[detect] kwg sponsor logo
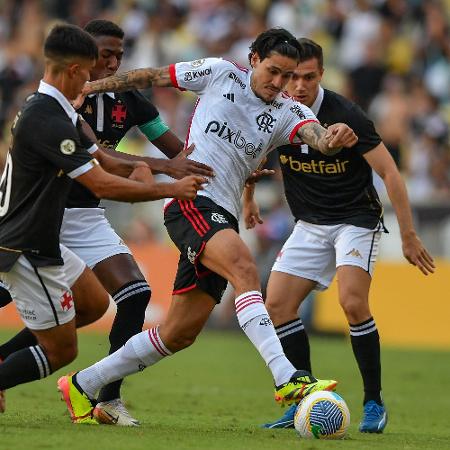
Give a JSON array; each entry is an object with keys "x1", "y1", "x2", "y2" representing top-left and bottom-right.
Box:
[
  {"x1": 290, "y1": 105, "x2": 306, "y2": 120},
  {"x1": 184, "y1": 67, "x2": 212, "y2": 82},
  {"x1": 228, "y1": 72, "x2": 246, "y2": 89},
  {"x1": 205, "y1": 121, "x2": 263, "y2": 159}
]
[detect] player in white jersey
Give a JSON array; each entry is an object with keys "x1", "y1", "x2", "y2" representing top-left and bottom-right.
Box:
[{"x1": 58, "y1": 28, "x2": 358, "y2": 425}]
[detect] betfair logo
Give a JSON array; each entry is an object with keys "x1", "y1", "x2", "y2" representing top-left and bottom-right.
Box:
[
  {"x1": 346, "y1": 248, "x2": 362, "y2": 258},
  {"x1": 280, "y1": 155, "x2": 349, "y2": 174}
]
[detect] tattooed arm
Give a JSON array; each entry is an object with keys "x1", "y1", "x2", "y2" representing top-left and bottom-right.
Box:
[
  {"x1": 296, "y1": 122, "x2": 357, "y2": 156},
  {"x1": 82, "y1": 66, "x2": 172, "y2": 95}
]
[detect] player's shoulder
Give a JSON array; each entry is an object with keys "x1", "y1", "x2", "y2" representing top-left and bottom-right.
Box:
[
  {"x1": 199, "y1": 57, "x2": 249, "y2": 77},
  {"x1": 322, "y1": 89, "x2": 363, "y2": 115},
  {"x1": 16, "y1": 92, "x2": 69, "y2": 131}
]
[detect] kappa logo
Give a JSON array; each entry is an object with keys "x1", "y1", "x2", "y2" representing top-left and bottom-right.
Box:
[
  {"x1": 346, "y1": 248, "x2": 363, "y2": 258},
  {"x1": 211, "y1": 212, "x2": 228, "y2": 224},
  {"x1": 138, "y1": 364, "x2": 146, "y2": 371},
  {"x1": 256, "y1": 112, "x2": 276, "y2": 134},
  {"x1": 187, "y1": 246, "x2": 197, "y2": 264},
  {"x1": 223, "y1": 93, "x2": 235, "y2": 103},
  {"x1": 60, "y1": 139, "x2": 76, "y2": 155},
  {"x1": 184, "y1": 67, "x2": 212, "y2": 81},
  {"x1": 84, "y1": 104, "x2": 93, "y2": 115}
]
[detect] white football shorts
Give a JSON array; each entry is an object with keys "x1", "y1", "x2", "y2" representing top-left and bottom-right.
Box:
[
  {"x1": 0, "y1": 245, "x2": 85, "y2": 330},
  {"x1": 272, "y1": 219, "x2": 383, "y2": 291},
  {"x1": 60, "y1": 208, "x2": 131, "y2": 269}
]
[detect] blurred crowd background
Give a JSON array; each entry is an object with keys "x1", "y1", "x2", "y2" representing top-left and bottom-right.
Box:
[{"x1": 0, "y1": 0, "x2": 449, "y2": 331}]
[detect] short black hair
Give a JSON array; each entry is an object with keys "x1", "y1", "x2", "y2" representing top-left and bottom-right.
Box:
[
  {"x1": 84, "y1": 19, "x2": 124, "y2": 39},
  {"x1": 248, "y1": 28, "x2": 301, "y2": 64},
  {"x1": 44, "y1": 24, "x2": 98, "y2": 61},
  {"x1": 296, "y1": 38, "x2": 324, "y2": 68}
]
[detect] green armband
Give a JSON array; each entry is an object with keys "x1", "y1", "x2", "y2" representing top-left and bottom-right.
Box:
[{"x1": 138, "y1": 115, "x2": 170, "y2": 141}]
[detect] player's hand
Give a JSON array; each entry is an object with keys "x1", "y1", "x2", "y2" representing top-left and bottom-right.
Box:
[
  {"x1": 129, "y1": 163, "x2": 153, "y2": 183},
  {"x1": 325, "y1": 123, "x2": 358, "y2": 149},
  {"x1": 245, "y1": 169, "x2": 275, "y2": 186},
  {"x1": 402, "y1": 232, "x2": 435, "y2": 275},
  {"x1": 168, "y1": 144, "x2": 215, "y2": 179},
  {"x1": 243, "y1": 199, "x2": 263, "y2": 229},
  {"x1": 81, "y1": 81, "x2": 95, "y2": 96},
  {"x1": 72, "y1": 92, "x2": 87, "y2": 110},
  {"x1": 172, "y1": 175, "x2": 208, "y2": 200}
]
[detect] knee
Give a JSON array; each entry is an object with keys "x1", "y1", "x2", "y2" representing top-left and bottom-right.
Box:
[
  {"x1": 161, "y1": 329, "x2": 197, "y2": 353},
  {"x1": 265, "y1": 299, "x2": 296, "y2": 326},
  {"x1": 89, "y1": 292, "x2": 110, "y2": 323},
  {"x1": 42, "y1": 341, "x2": 78, "y2": 371},
  {"x1": 231, "y1": 259, "x2": 260, "y2": 291},
  {"x1": 339, "y1": 294, "x2": 370, "y2": 324}
]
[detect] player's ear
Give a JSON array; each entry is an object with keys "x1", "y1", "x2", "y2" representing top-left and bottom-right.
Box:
[
  {"x1": 67, "y1": 62, "x2": 80, "y2": 78},
  {"x1": 250, "y1": 52, "x2": 260, "y2": 69}
]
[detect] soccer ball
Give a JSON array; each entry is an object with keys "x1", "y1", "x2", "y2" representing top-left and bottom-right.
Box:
[{"x1": 294, "y1": 391, "x2": 350, "y2": 439}]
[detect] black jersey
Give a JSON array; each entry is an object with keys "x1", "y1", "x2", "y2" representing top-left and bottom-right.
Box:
[
  {"x1": 277, "y1": 88, "x2": 383, "y2": 229},
  {"x1": 0, "y1": 83, "x2": 96, "y2": 271},
  {"x1": 66, "y1": 90, "x2": 160, "y2": 208}
]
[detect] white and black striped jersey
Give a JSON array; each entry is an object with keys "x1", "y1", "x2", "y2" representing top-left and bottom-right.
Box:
[
  {"x1": 168, "y1": 57, "x2": 318, "y2": 219},
  {"x1": 0, "y1": 81, "x2": 97, "y2": 271},
  {"x1": 277, "y1": 88, "x2": 383, "y2": 229}
]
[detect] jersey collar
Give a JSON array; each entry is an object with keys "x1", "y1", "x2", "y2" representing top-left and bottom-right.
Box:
[
  {"x1": 87, "y1": 92, "x2": 115, "y2": 99},
  {"x1": 38, "y1": 80, "x2": 78, "y2": 125},
  {"x1": 310, "y1": 85, "x2": 324, "y2": 116}
]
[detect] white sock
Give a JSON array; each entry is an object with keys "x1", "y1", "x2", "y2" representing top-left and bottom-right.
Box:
[
  {"x1": 235, "y1": 291, "x2": 295, "y2": 386},
  {"x1": 76, "y1": 327, "x2": 172, "y2": 399}
]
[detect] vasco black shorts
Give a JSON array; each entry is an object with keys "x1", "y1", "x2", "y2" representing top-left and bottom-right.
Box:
[{"x1": 164, "y1": 196, "x2": 239, "y2": 303}]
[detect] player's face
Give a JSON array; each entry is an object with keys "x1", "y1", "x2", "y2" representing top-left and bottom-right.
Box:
[
  {"x1": 250, "y1": 51, "x2": 298, "y2": 102},
  {"x1": 91, "y1": 35, "x2": 124, "y2": 81},
  {"x1": 286, "y1": 58, "x2": 324, "y2": 107}
]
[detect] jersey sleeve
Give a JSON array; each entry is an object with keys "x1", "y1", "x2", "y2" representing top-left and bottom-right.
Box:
[
  {"x1": 129, "y1": 90, "x2": 160, "y2": 126},
  {"x1": 29, "y1": 115, "x2": 98, "y2": 179},
  {"x1": 168, "y1": 57, "x2": 223, "y2": 94},
  {"x1": 76, "y1": 116, "x2": 98, "y2": 154},
  {"x1": 346, "y1": 104, "x2": 382, "y2": 154},
  {"x1": 277, "y1": 101, "x2": 319, "y2": 147}
]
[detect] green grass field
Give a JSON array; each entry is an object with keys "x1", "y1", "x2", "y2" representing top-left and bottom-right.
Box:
[{"x1": 0, "y1": 328, "x2": 449, "y2": 450}]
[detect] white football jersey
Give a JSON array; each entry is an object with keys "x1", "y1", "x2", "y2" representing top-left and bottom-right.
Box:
[{"x1": 168, "y1": 57, "x2": 318, "y2": 219}]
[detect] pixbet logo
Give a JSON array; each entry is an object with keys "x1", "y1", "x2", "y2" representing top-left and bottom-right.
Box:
[{"x1": 205, "y1": 120, "x2": 263, "y2": 158}]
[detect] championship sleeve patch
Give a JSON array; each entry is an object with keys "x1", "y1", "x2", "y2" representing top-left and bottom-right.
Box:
[{"x1": 60, "y1": 139, "x2": 76, "y2": 155}]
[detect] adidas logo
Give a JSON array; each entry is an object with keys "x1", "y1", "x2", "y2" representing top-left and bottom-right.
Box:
[{"x1": 223, "y1": 93, "x2": 235, "y2": 102}]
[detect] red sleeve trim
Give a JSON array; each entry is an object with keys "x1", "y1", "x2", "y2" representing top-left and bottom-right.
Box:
[
  {"x1": 169, "y1": 64, "x2": 185, "y2": 91},
  {"x1": 289, "y1": 119, "x2": 319, "y2": 144}
]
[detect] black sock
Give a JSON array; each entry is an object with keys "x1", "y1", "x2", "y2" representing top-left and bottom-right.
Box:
[
  {"x1": 0, "y1": 283, "x2": 12, "y2": 308},
  {"x1": 0, "y1": 328, "x2": 37, "y2": 361},
  {"x1": 275, "y1": 319, "x2": 312, "y2": 373},
  {"x1": 97, "y1": 281, "x2": 150, "y2": 403},
  {"x1": 0, "y1": 345, "x2": 51, "y2": 390},
  {"x1": 349, "y1": 317, "x2": 382, "y2": 405}
]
